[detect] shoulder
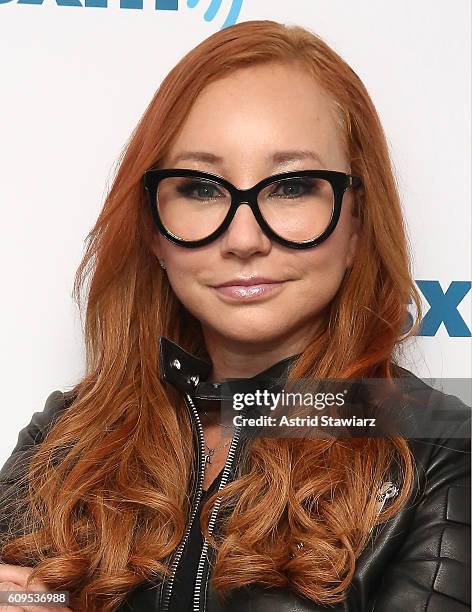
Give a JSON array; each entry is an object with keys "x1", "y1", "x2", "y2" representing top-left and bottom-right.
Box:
[
  {"x1": 364, "y1": 366, "x2": 471, "y2": 610},
  {"x1": 0, "y1": 389, "x2": 73, "y2": 483},
  {"x1": 13, "y1": 389, "x2": 70, "y2": 450},
  {"x1": 390, "y1": 364, "x2": 470, "y2": 454},
  {"x1": 0, "y1": 389, "x2": 77, "y2": 539}
]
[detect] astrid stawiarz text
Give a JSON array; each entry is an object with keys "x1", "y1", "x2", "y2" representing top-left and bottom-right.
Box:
[
  {"x1": 230, "y1": 389, "x2": 377, "y2": 428},
  {"x1": 233, "y1": 414, "x2": 377, "y2": 428}
]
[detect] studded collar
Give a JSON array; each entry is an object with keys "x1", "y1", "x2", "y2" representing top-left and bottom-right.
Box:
[{"x1": 158, "y1": 336, "x2": 300, "y2": 401}]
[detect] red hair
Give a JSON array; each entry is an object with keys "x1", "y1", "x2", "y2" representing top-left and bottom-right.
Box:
[{"x1": 1, "y1": 20, "x2": 422, "y2": 611}]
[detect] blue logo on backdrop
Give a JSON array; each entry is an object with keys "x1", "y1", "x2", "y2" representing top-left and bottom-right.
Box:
[
  {"x1": 1, "y1": 0, "x2": 244, "y2": 27},
  {"x1": 406, "y1": 280, "x2": 471, "y2": 337}
]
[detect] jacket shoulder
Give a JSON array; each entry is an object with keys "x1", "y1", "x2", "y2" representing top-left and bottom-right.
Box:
[
  {"x1": 366, "y1": 365, "x2": 471, "y2": 610},
  {"x1": 0, "y1": 389, "x2": 75, "y2": 542},
  {"x1": 0, "y1": 390, "x2": 71, "y2": 484},
  {"x1": 391, "y1": 363, "x2": 471, "y2": 447}
]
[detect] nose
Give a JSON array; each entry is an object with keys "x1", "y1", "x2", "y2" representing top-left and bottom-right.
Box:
[{"x1": 219, "y1": 202, "x2": 272, "y2": 258}]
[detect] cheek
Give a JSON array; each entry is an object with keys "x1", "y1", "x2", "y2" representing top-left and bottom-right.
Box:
[
  {"x1": 157, "y1": 237, "x2": 202, "y2": 278},
  {"x1": 165, "y1": 256, "x2": 200, "y2": 290},
  {"x1": 160, "y1": 246, "x2": 210, "y2": 310},
  {"x1": 295, "y1": 236, "x2": 351, "y2": 306},
  {"x1": 300, "y1": 258, "x2": 345, "y2": 298}
]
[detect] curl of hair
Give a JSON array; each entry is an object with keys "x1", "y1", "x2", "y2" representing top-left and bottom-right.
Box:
[{"x1": 1, "y1": 20, "x2": 422, "y2": 611}]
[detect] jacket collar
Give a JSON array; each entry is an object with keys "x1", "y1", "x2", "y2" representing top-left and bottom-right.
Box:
[{"x1": 158, "y1": 335, "x2": 300, "y2": 401}]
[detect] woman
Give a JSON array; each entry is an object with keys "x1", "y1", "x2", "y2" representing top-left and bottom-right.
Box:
[{"x1": 0, "y1": 19, "x2": 470, "y2": 612}]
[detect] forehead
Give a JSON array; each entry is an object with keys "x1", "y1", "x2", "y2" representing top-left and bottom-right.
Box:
[{"x1": 164, "y1": 62, "x2": 347, "y2": 174}]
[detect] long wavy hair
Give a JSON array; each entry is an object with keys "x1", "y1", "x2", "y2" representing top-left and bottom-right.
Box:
[{"x1": 1, "y1": 19, "x2": 423, "y2": 611}]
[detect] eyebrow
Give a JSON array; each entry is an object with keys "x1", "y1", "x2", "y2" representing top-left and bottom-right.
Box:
[{"x1": 168, "y1": 149, "x2": 326, "y2": 170}]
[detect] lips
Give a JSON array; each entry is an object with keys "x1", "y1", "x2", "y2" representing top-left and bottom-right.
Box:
[
  {"x1": 212, "y1": 276, "x2": 284, "y2": 288},
  {"x1": 211, "y1": 277, "x2": 289, "y2": 301}
]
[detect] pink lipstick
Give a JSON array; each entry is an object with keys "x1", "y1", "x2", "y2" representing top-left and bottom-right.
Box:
[{"x1": 212, "y1": 276, "x2": 288, "y2": 301}]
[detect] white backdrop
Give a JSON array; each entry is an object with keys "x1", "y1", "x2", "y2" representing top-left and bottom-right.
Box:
[{"x1": 0, "y1": 0, "x2": 470, "y2": 467}]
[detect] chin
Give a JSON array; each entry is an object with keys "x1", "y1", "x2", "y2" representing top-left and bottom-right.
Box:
[{"x1": 208, "y1": 314, "x2": 291, "y2": 345}]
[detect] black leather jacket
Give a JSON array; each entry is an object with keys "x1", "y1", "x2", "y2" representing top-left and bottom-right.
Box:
[{"x1": 1, "y1": 336, "x2": 470, "y2": 612}]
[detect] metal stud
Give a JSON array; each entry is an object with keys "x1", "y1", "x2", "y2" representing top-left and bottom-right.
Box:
[
  {"x1": 171, "y1": 358, "x2": 181, "y2": 370},
  {"x1": 289, "y1": 541, "x2": 304, "y2": 559},
  {"x1": 188, "y1": 374, "x2": 200, "y2": 386}
]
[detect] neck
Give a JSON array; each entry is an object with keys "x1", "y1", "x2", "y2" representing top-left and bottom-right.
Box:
[{"x1": 202, "y1": 326, "x2": 313, "y2": 382}]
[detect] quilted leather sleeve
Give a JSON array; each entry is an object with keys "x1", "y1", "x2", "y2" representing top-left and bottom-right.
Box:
[
  {"x1": 369, "y1": 398, "x2": 471, "y2": 612},
  {"x1": 0, "y1": 390, "x2": 67, "y2": 539}
]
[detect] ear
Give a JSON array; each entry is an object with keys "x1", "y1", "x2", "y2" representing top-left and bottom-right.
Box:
[
  {"x1": 143, "y1": 216, "x2": 164, "y2": 260},
  {"x1": 345, "y1": 216, "x2": 360, "y2": 268},
  {"x1": 149, "y1": 232, "x2": 163, "y2": 260}
]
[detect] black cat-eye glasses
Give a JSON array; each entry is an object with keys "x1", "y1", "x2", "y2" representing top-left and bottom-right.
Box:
[{"x1": 143, "y1": 168, "x2": 362, "y2": 250}]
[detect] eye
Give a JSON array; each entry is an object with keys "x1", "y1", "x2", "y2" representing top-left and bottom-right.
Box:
[
  {"x1": 177, "y1": 180, "x2": 224, "y2": 200},
  {"x1": 268, "y1": 178, "x2": 316, "y2": 199}
]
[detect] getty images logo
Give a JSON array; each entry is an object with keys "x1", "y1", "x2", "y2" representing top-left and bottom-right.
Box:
[{"x1": 0, "y1": 0, "x2": 244, "y2": 27}]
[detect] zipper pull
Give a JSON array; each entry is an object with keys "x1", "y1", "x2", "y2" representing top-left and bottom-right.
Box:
[
  {"x1": 292, "y1": 482, "x2": 400, "y2": 551},
  {"x1": 369, "y1": 481, "x2": 399, "y2": 535},
  {"x1": 376, "y1": 481, "x2": 399, "y2": 512}
]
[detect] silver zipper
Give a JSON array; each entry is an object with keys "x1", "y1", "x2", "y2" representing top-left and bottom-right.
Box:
[
  {"x1": 376, "y1": 481, "x2": 399, "y2": 511},
  {"x1": 193, "y1": 403, "x2": 246, "y2": 612},
  {"x1": 291, "y1": 481, "x2": 401, "y2": 551},
  {"x1": 369, "y1": 481, "x2": 399, "y2": 535},
  {"x1": 159, "y1": 393, "x2": 207, "y2": 612}
]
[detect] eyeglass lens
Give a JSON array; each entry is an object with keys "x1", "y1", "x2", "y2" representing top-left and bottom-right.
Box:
[{"x1": 155, "y1": 175, "x2": 335, "y2": 242}]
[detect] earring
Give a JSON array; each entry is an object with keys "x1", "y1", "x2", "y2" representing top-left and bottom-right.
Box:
[{"x1": 159, "y1": 259, "x2": 166, "y2": 270}]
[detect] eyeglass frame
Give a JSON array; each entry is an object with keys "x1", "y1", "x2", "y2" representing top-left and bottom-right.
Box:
[{"x1": 143, "y1": 168, "x2": 362, "y2": 250}]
